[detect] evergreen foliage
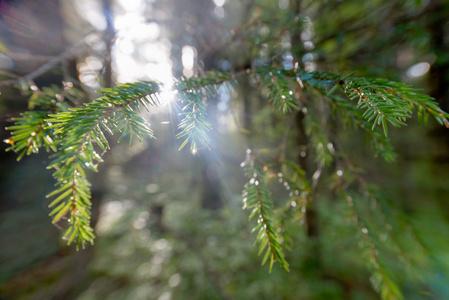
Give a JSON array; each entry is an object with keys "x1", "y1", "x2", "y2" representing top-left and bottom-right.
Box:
[{"x1": 4, "y1": 64, "x2": 449, "y2": 297}]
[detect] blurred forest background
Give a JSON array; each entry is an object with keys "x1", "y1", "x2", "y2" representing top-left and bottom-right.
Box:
[{"x1": 1, "y1": 0, "x2": 449, "y2": 299}]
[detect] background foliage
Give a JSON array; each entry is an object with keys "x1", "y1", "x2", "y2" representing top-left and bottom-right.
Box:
[{"x1": 1, "y1": 0, "x2": 449, "y2": 299}]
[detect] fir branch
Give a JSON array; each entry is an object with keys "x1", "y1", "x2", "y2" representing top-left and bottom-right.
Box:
[
  {"x1": 241, "y1": 151, "x2": 290, "y2": 272},
  {"x1": 295, "y1": 69, "x2": 449, "y2": 135},
  {"x1": 45, "y1": 81, "x2": 160, "y2": 249}
]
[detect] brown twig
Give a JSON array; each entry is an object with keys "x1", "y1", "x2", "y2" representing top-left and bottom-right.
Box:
[{"x1": 0, "y1": 31, "x2": 98, "y2": 87}]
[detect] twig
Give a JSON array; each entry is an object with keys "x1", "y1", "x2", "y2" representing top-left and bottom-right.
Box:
[
  {"x1": 1, "y1": 52, "x2": 54, "y2": 62},
  {"x1": 0, "y1": 31, "x2": 98, "y2": 87}
]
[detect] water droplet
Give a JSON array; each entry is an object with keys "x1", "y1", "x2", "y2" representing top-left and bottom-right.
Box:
[
  {"x1": 361, "y1": 228, "x2": 368, "y2": 234},
  {"x1": 255, "y1": 180, "x2": 259, "y2": 186},
  {"x1": 250, "y1": 178, "x2": 255, "y2": 184},
  {"x1": 246, "y1": 148, "x2": 252, "y2": 154},
  {"x1": 291, "y1": 201, "x2": 297, "y2": 207},
  {"x1": 240, "y1": 162, "x2": 245, "y2": 168},
  {"x1": 336, "y1": 170, "x2": 343, "y2": 176},
  {"x1": 278, "y1": 172, "x2": 283, "y2": 177}
]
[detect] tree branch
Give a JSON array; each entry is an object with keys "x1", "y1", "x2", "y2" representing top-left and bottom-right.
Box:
[{"x1": 0, "y1": 31, "x2": 98, "y2": 87}]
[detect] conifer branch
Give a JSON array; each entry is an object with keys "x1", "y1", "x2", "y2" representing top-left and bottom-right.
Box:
[
  {"x1": 44, "y1": 81, "x2": 161, "y2": 249},
  {"x1": 4, "y1": 64, "x2": 449, "y2": 281},
  {"x1": 241, "y1": 151, "x2": 289, "y2": 272},
  {"x1": 292, "y1": 69, "x2": 449, "y2": 135}
]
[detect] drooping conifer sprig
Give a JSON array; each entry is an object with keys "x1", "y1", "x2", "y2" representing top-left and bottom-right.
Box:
[
  {"x1": 174, "y1": 72, "x2": 236, "y2": 153},
  {"x1": 176, "y1": 91, "x2": 212, "y2": 154},
  {"x1": 329, "y1": 141, "x2": 430, "y2": 300},
  {"x1": 241, "y1": 150, "x2": 290, "y2": 272},
  {"x1": 277, "y1": 159, "x2": 311, "y2": 249},
  {"x1": 345, "y1": 192, "x2": 404, "y2": 300}
]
